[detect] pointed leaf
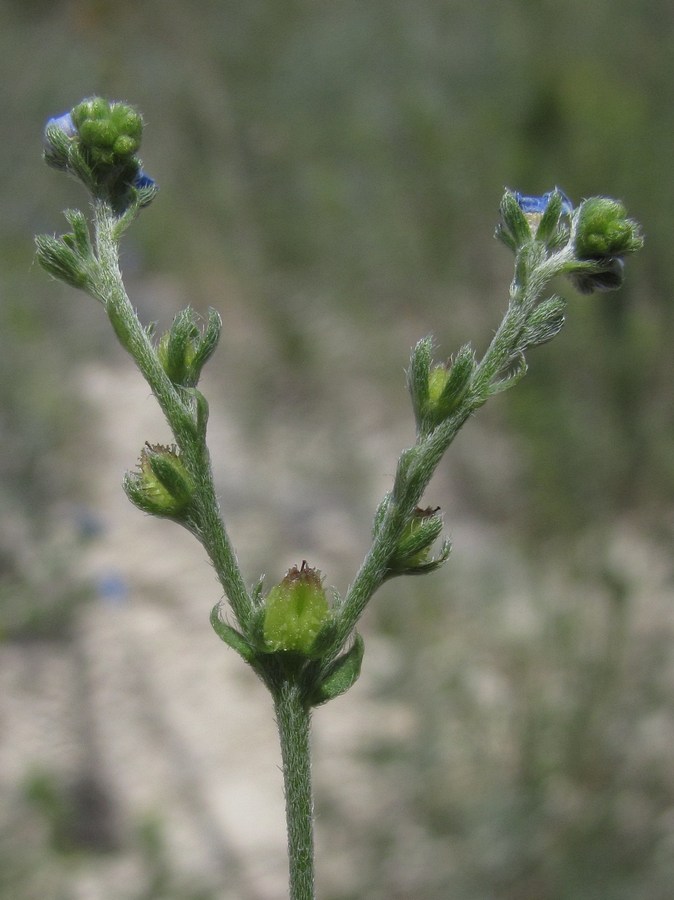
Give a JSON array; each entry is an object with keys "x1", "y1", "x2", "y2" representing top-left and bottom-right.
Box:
[
  {"x1": 210, "y1": 604, "x2": 257, "y2": 663},
  {"x1": 310, "y1": 633, "x2": 365, "y2": 706}
]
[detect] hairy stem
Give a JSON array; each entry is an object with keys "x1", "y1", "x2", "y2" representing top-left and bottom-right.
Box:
[
  {"x1": 273, "y1": 681, "x2": 315, "y2": 900},
  {"x1": 336, "y1": 258, "x2": 561, "y2": 651},
  {"x1": 91, "y1": 201, "x2": 253, "y2": 628}
]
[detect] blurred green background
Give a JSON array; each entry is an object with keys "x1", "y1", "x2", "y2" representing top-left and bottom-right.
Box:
[{"x1": 1, "y1": 1, "x2": 673, "y2": 898}]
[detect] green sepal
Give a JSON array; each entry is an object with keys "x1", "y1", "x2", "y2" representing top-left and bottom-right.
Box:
[
  {"x1": 407, "y1": 337, "x2": 433, "y2": 431},
  {"x1": 398, "y1": 538, "x2": 451, "y2": 576},
  {"x1": 43, "y1": 120, "x2": 93, "y2": 184},
  {"x1": 192, "y1": 389, "x2": 210, "y2": 440},
  {"x1": 112, "y1": 179, "x2": 159, "y2": 238},
  {"x1": 488, "y1": 352, "x2": 528, "y2": 395},
  {"x1": 429, "y1": 344, "x2": 476, "y2": 421},
  {"x1": 408, "y1": 338, "x2": 476, "y2": 436},
  {"x1": 159, "y1": 309, "x2": 199, "y2": 385},
  {"x1": 34, "y1": 232, "x2": 93, "y2": 291},
  {"x1": 513, "y1": 242, "x2": 547, "y2": 293},
  {"x1": 396, "y1": 509, "x2": 444, "y2": 559},
  {"x1": 157, "y1": 307, "x2": 222, "y2": 388},
  {"x1": 123, "y1": 443, "x2": 194, "y2": 518},
  {"x1": 497, "y1": 190, "x2": 532, "y2": 250},
  {"x1": 309, "y1": 633, "x2": 365, "y2": 706},
  {"x1": 251, "y1": 575, "x2": 266, "y2": 606},
  {"x1": 372, "y1": 493, "x2": 391, "y2": 538},
  {"x1": 385, "y1": 506, "x2": 451, "y2": 578},
  {"x1": 520, "y1": 295, "x2": 567, "y2": 348},
  {"x1": 210, "y1": 603, "x2": 258, "y2": 664},
  {"x1": 534, "y1": 189, "x2": 569, "y2": 247},
  {"x1": 146, "y1": 449, "x2": 193, "y2": 506},
  {"x1": 190, "y1": 308, "x2": 222, "y2": 374},
  {"x1": 63, "y1": 209, "x2": 93, "y2": 256},
  {"x1": 304, "y1": 613, "x2": 341, "y2": 660}
]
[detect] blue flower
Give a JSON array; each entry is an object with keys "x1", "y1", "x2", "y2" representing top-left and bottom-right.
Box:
[
  {"x1": 515, "y1": 189, "x2": 573, "y2": 216},
  {"x1": 46, "y1": 111, "x2": 77, "y2": 138},
  {"x1": 43, "y1": 111, "x2": 78, "y2": 170},
  {"x1": 133, "y1": 168, "x2": 156, "y2": 190}
]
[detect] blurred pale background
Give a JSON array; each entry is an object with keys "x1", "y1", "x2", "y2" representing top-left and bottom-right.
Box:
[{"x1": 1, "y1": 2, "x2": 673, "y2": 898}]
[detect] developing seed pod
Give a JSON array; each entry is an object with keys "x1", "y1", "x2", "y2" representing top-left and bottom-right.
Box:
[
  {"x1": 262, "y1": 561, "x2": 332, "y2": 657},
  {"x1": 123, "y1": 443, "x2": 194, "y2": 519}
]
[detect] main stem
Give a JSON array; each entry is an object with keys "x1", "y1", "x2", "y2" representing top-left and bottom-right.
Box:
[{"x1": 273, "y1": 680, "x2": 315, "y2": 900}]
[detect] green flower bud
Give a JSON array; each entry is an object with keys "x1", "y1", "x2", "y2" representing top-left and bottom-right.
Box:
[
  {"x1": 496, "y1": 189, "x2": 573, "y2": 252},
  {"x1": 262, "y1": 562, "x2": 331, "y2": 657},
  {"x1": 567, "y1": 198, "x2": 643, "y2": 294},
  {"x1": 574, "y1": 198, "x2": 643, "y2": 260},
  {"x1": 407, "y1": 338, "x2": 475, "y2": 437},
  {"x1": 72, "y1": 97, "x2": 143, "y2": 166},
  {"x1": 386, "y1": 506, "x2": 451, "y2": 577},
  {"x1": 156, "y1": 308, "x2": 222, "y2": 388},
  {"x1": 43, "y1": 98, "x2": 157, "y2": 214},
  {"x1": 123, "y1": 443, "x2": 194, "y2": 519}
]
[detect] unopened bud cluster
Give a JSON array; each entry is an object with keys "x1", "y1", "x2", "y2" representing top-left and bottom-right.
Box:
[
  {"x1": 43, "y1": 97, "x2": 156, "y2": 212},
  {"x1": 497, "y1": 187, "x2": 643, "y2": 295},
  {"x1": 124, "y1": 443, "x2": 194, "y2": 520}
]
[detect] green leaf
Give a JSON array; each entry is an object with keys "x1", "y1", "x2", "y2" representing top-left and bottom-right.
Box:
[
  {"x1": 210, "y1": 604, "x2": 257, "y2": 663},
  {"x1": 310, "y1": 634, "x2": 365, "y2": 706}
]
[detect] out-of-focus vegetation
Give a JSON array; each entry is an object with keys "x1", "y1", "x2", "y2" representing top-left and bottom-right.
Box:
[{"x1": 1, "y1": 1, "x2": 673, "y2": 898}]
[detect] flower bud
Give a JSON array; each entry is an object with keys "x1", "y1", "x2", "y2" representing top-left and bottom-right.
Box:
[
  {"x1": 71, "y1": 97, "x2": 143, "y2": 167},
  {"x1": 157, "y1": 308, "x2": 222, "y2": 388},
  {"x1": 428, "y1": 344, "x2": 475, "y2": 418},
  {"x1": 407, "y1": 338, "x2": 475, "y2": 437},
  {"x1": 386, "y1": 506, "x2": 451, "y2": 577},
  {"x1": 515, "y1": 188, "x2": 573, "y2": 218},
  {"x1": 123, "y1": 443, "x2": 194, "y2": 519},
  {"x1": 262, "y1": 562, "x2": 331, "y2": 656},
  {"x1": 574, "y1": 198, "x2": 643, "y2": 260},
  {"x1": 42, "y1": 97, "x2": 157, "y2": 212},
  {"x1": 569, "y1": 198, "x2": 643, "y2": 294},
  {"x1": 43, "y1": 112, "x2": 77, "y2": 171},
  {"x1": 496, "y1": 188, "x2": 573, "y2": 251}
]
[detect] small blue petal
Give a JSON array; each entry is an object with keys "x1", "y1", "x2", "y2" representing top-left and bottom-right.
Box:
[
  {"x1": 515, "y1": 188, "x2": 573, "y2": 216},
  {"x1": 45, "y1": 111, "x2": 77, "y2": 139},
  {"x1": 133, "y1": 168, "x2": 156, "y2": 190},
  {"x1": 515, "y1": 192, "x2": 548, "y2": 214}
]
